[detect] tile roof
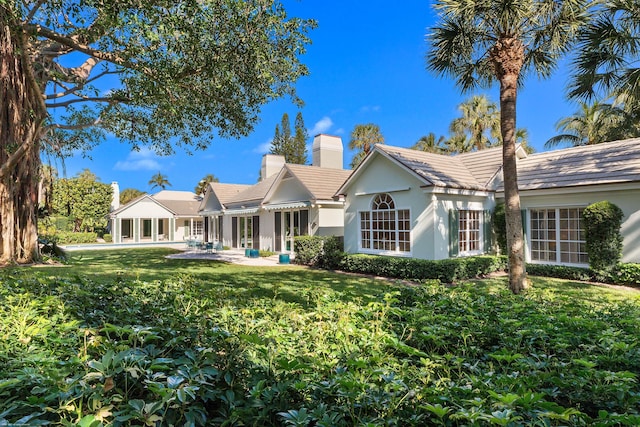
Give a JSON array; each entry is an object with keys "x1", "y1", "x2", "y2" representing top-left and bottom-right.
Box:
[
  {"x1": 495, "y1": 137, "x2": 640, "y2": 191},
  {"x1": 207, "y1": 183, "x2": 252, "y2": 207},
  {"x1": 283, "y1": 164, "x2": 353, "y2": 200},
  {"x1": 226, "y1": 174, "x2": 278, "y2": 207},
  {"x1": 376, "y1": 145, "x2": 502, "y2": 190}
]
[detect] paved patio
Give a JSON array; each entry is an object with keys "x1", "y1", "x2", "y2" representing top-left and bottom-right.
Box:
[{"x1": 165, "y1": 248, "x2": 292, "y2": 266}]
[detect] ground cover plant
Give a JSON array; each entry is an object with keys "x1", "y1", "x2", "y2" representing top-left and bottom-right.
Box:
[{"x1": 1, "y1": 249, "x2": 639, "y2": 425}]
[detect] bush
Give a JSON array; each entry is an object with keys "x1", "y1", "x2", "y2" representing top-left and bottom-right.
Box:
[
  {"x1": 42, "y1": 231, "x2": 98, "y2": 245},
  {"x1": 339, "y1": 254, "x2": 507, "y2": 283},
  {"x1": 526, "y1": 262, "x2": 640, "y2": 288},
  {"x1": 583, "y1": 201, "x2": 624, "y2": 271},
  {"x1": 259, "y1": 250, "x2": 276, "y2": 257},
  {"x1": 492, "y1": 203, "x2": 507, "y2": 254},
  {"x1": 103, "y1": 233, "x2": 112, "y2": 243},
  {"x1": 293, "y1": 235, "x2": 344, "y2": 270}
]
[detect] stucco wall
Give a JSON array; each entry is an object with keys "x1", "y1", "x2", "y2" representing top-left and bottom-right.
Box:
[
  {"x1": 317, "y1": 206, "x2": 344, "y2": 236},
  {"x1": 114, "y1": 198, "x2": 171, "y2": 218},
  {"x1": 343, "y1": 154, "x2": 434, "y2": 257},
  {"x1": 513, "y1": 186, "x2": 640, "y2": 263},
  {"x1": 268, "y1": 177, "x2": 309, "y2": 204}
]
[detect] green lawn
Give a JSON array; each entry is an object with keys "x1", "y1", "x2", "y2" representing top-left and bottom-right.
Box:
[{"x1": 1, "y1": 249, "x2": 639, "y2": 426}]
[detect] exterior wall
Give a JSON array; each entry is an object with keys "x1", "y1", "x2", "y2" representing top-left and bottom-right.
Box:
[
  {"x1": 268, "y1": 178, "x2": 309, "y2": 204},
  {"x1": 510, "y1": 186, "x2": 640, "y2": 263},
  {"x1": 343, "y1": 154, "x2": 496, "y2": 260},
  {"x1": 432, "y1": 193, "x2": 495, "y2": 260},
  {"x1": 260, "y1": 210, "x2": 276, "y2": 252},
  {"x1": 316, "y1": 206, "x2": 344, "y2": 236},
  {"x1": 343, "y1": 154, "x2": 433, "y2": 258},
  {"x1": 115, "y1": 199, "x2": 169, "y2": 217}
]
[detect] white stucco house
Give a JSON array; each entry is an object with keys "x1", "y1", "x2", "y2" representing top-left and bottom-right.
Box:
[
  {"x1": 198, "y1": 134, "x2": 353, "y2": 252},
  {"x1": 109, "y1": 190, "x2": 204, "y2": 243},
  {"x1": 337, "y1": 138, "x2": 640, "y2": 267}
]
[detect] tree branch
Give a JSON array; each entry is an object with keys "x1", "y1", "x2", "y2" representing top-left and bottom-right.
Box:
[
  {"x1": 45, "y1": 96, "x2": 124, "y2": 108},
  {"x1": 46, "y1": 69, "x2": 118, "y2": 99},
  {"x1": 44, "y1": 117, "x2": 103, "y2": 132},
  {"x1": 22, "y1": 0, "x2": 47, "y2": 25},
  {"x1": 25, "y1": 23, "x2": 152, "y2": 75}
]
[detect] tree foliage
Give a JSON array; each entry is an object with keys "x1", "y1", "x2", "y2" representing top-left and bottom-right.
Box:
[
  {"x1": 51, "y1": 169, "x2": 112, "y2": 232},
  {"x1": 546, "y1": 101, "x2": 638, "y2": 148},
  {"x1": 119, "y1": 188, "x2": 144, "y2": 205},
  {"x1": 411, "y1": 133, "x2": 447, "y2": 154},
  {"x1": 0, "y1": 0, "x2": 314, "y2": 263},
  {"x1": 349, "y1": 123, "x2": 384, "y2": 169},
  {"x1": 583, "y1": 201, "x2": 624, "y2": 272},
  {"x1": 195, "y1": 174, "x2": 219, "y2": 196},
  {"x1": 148, "y1": 172, "x2": 171, "y2": 191},
  {"x1": 569, "y1": 0, "x2": 640, "y2": 114},
  {"x1": 449, "y1": 95, "x2": 500, "y2": 151},
  {"x1": 427, "y1": 0, "x2": 590, "y2": 293},
  {"x1": 270, "y1": 112, "x2": 308, "y2": 164}
]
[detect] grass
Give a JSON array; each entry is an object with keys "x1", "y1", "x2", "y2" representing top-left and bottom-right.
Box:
[{"x1": 1, "y1": 249, "x2": 639, "y2": 426}]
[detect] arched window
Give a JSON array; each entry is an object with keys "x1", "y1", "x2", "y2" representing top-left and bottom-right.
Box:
[
  {"x1": 372, "y1": 193, "x2": 395, "y2": 210},
  {"x1": 360, "y1": 193, "x2": 410, "y2": 253}
]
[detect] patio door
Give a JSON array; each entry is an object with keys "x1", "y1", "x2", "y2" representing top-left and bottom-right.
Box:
[{"x1": 278, "y1": 210, "x2": 309, "y2": 253}]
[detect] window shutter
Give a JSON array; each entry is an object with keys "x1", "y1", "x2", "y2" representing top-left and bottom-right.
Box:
[
  {"x1": 483, "y1": 209, "x2": 492, "y2": 254},
  {"x1": 449, "y1": 209, "x2": 459, "y2": 257},
  {"x1": 521, "y1": 209, "x2": 527, "y2": 235}
]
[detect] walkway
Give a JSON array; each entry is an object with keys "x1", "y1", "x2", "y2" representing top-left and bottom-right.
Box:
[
  {"x1": 61, "y1": 242, "x2": 293, "y2": 267},
  {"x1": 166, "y1": 248, "x2": 290, "y2": 267}
]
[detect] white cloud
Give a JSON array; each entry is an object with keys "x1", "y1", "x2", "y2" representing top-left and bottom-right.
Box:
[
  {"x1": 114, "y1": 148, "x2": 162, "y2": 171},
  {"x1": 308, "y1": 116, "x2": 333, "y2": 136},
  {"x1": 360, "y1": 105, "x2": 381, "y2": 113},
  {"x1": 253, "y1": 139, "x2": 272, "y2": 154}
]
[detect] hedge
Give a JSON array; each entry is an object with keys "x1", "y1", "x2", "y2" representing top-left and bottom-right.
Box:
[
  {"x1": 527, "y1": 262, "x2": 640, "y2": 287},
  {"x1": 294, "y1": 235, "x2": 344, "y2": 270},
  {"x1": 41, "y1": 231, "x2": 98, "y2": 245},
  {"x1": 339, "y1": 254, "x2": 507, "y2": 283}
]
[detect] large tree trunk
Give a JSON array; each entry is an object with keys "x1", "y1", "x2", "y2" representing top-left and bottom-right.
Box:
[
  {"x1": 493, "y1": 37, "x2": 528, "y2": 294},
  {"x1": 0, "y1": 5, "x2": 45, "y2": 264}
]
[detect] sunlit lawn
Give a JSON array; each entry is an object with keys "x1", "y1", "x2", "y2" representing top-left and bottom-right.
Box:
[{"x1": 1, "y1": 248, "x2": 639, "y2": 426}]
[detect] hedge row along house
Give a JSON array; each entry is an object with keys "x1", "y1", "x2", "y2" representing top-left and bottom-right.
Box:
[{"x1": 110, "y1": 136, "x2": 640, "y2": 266}]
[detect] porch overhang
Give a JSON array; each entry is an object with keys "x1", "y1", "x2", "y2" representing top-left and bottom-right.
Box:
[{"x1": 262, "y1": 201, "x2": 311, "y2": 211}]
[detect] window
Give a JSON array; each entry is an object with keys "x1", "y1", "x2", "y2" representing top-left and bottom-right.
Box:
[
  {"x1": 360, "y1": 193, "x2": 410, "y2": 253},
  {"x1": 459, "y1": 210, "x2": 481, "y2": 254},
  {"x1": 530, "y1": 208, "x2": 588, "y2": 264},
  {"x1": 192, "y1": 220, "x2": 203, "y2": 237}
]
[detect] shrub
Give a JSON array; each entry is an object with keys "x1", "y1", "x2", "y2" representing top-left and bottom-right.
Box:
[
  {"x1": 43, "y1": 231, "x2": 98, "y2": 245},
  {"x1": 293, "y1": 235, "x2": 344, "y2": 269},
  {"x1": 583, "y1": 201, "x2": 624, "y2": 271},
  {"x1": 259, "y1": 250, "x2": 276, "y2": 257},
  {"x1": 526, "y1": 263, "x2": 593, "y2": 282},
  {"x1": 339, "y1": 254, "x2": 506, "y2": 283},
  {"x1": 103, "y1": 233, "x2": 112, "y2": 243},
  {"x1": 492, "y1": 203, "x2": 507, "y2": 254}
]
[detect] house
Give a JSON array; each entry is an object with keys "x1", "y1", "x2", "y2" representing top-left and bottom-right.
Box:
[
  {"x1": 199, "y1": 134, "x2": 352, "y2": 252},
  {"x1": 109, "y1": 190, "x2": 203, "y2": 243},
  {"x1": 337, "y1": 138, "x2": 640, "y2": 266}
]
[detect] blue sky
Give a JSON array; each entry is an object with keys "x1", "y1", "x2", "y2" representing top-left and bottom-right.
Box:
[{"x1": 62, "y1": 0, "x2": 578, "y2": 193}]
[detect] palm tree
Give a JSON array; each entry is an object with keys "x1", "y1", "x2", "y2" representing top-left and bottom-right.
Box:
[
  {"x1": 545, "y1": 101, "x2": 636, "y2": 148},
  {"x1": 412, "y1": 133, "x2": 447, "y2": 154},
  {"x1": 569, "y1": 1, "x2": 640, "y2": 113},
  {"x1": 349, "y1": 123, "x2": 384, "y2": 169},
  {"x1": 195, "y1": 174, "x2": 219, "y2": 196},
  {"x1": 148, "y1": 172, "x2": 171, "y2": 191},
  {"x1": 449, "y1": 95, "x2": 500, "y2": 151},
  {"x1": 427, "y1": 0, "x2": 589, "y2": 294},
  {"x1": 120, "y1": 188, "x2": 145, "y2": 205}
]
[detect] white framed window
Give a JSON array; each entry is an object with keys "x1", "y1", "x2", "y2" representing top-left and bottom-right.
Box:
[
  {"x1": 529, "y1": 207, "x2": 588, "y2": 265},
  {"x1": 458, "y1": 210, "x2": 481, "y2": 254},
  {"x1": 192, "y1": 220, "x2": 204, "y2": 237},
  {"x1": 359, "y1": 193, "x2": 410, "y2": 254}
]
